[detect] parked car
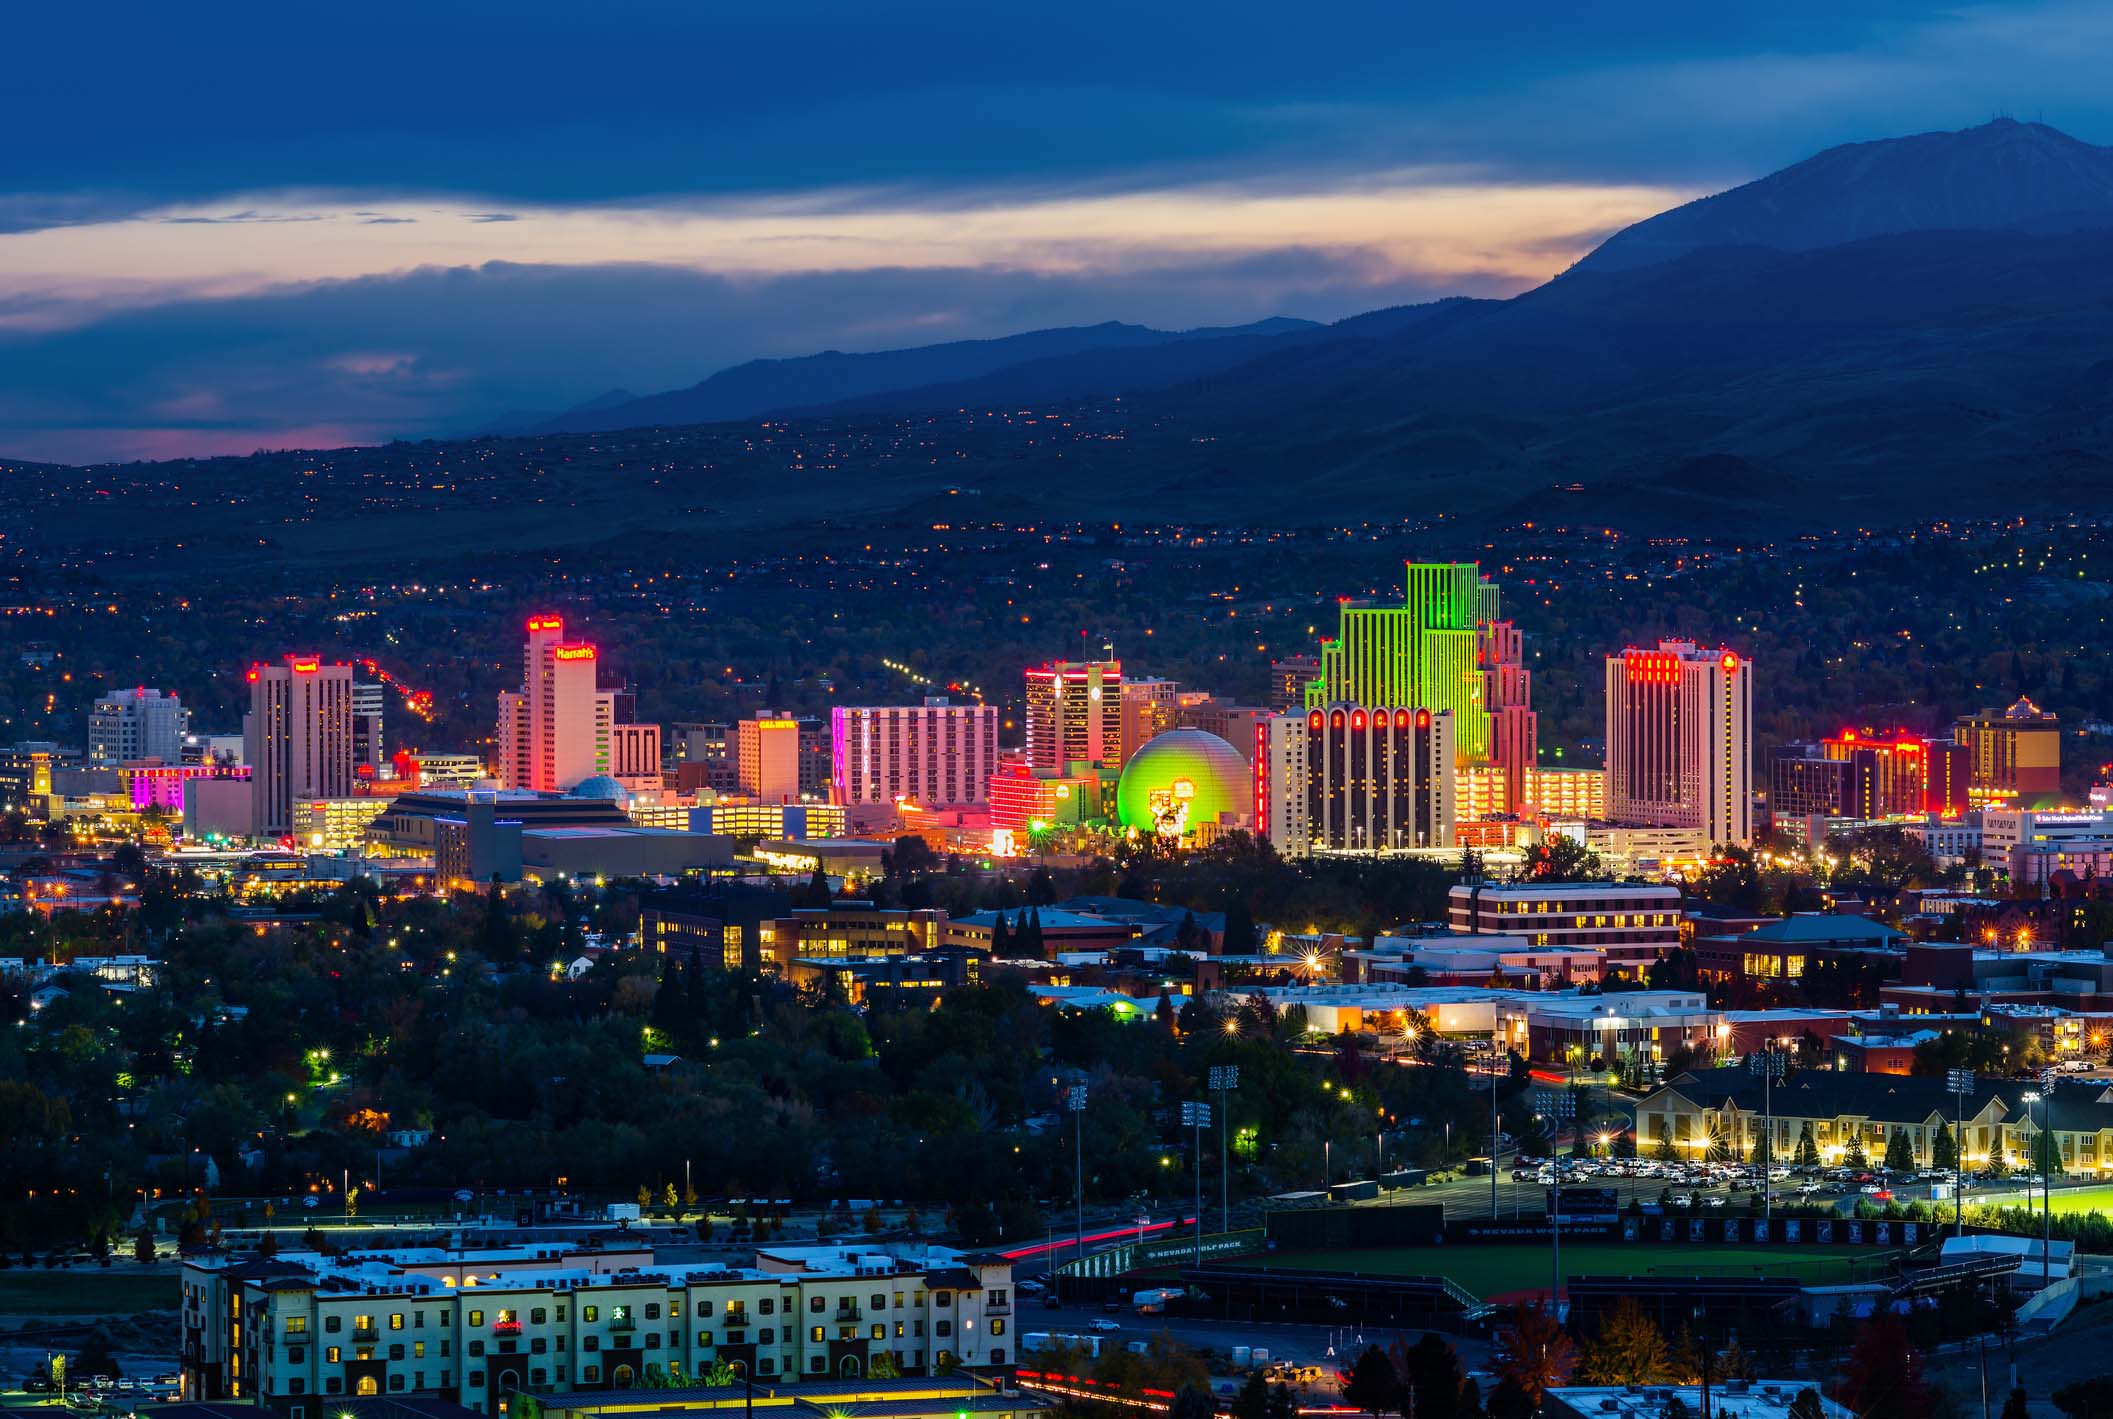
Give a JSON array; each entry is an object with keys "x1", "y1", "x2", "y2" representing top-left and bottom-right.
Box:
[{"x1": 1090, "y1": 1318, "x2": 1122, "y2": 1333}]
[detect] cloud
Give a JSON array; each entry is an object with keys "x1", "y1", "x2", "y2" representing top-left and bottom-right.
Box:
[{"x1": 0, "y1": 250, "x2": 1505, "y2": 463}]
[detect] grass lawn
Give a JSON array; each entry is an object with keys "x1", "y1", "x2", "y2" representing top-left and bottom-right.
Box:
[
  {"x1": 1970, "y1": 1183, "x2": 2113, "y2": 1217},
  {"x1": 1248, "y1": 1244, "x2": 1899, "y2": 1299},
  {"x1": 0, "y1": 1270, "x2": 180, "y2": 1316}
]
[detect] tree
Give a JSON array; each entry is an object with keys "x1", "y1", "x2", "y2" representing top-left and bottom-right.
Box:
[
  {"x1": 990, "y1": 912, "x2": 1011, "y2": 956},
  {"x1": 2051, "y1": 1377, "x2": 2113, "y2": 1419},
  {"x1": 133, "y1": 1229, "x2": 155, "y2": 1265},
  {"x1": 1495, "y1": 1302, "x2": 1576, "y2": 1410},
  {"x1": 1835, "y1": 1312, "x2": 1928, "y2": 1419},
  {"x1": 1653, "y1": 1116, "x2": 1677, "y2": 1162},
  {"x1": 1842, "y1": 1132, "x2": 1869, "y2": 1170},
  {"x1": 867, "y1": 1352, "x2": 902, "y2": 1380},
  {"x1": 74, "y1": 1331, "x2": 122, "y2": 1381},
  {"x1": 2031, "y1": 1127, "x2": 2062, "y2": 1177},
  {"x1": 1713, "y1": 1339, "x2": 1754, "y2": 1383},
  {"x1": 1931, "y1": 1121, "x2": 1958, "y2": 1172},
  {"x1": 1797, "y1": 1121, "x2": 1820, "y2": 1168},
  {"x1": 1487, "y1": 1377, "x2": 1534, "y2": 1419},
  {"x1": 1883, "y1": 1128, "x2": 1915, "y2": 1173},
  {"x1": 1786, "y1": 1391, "x2": 1828, "y2": 1419},
  {"x1": 1171, "y1": 1385, "x2": 1217, "y2": 1419},
  {"x1": 1392, "y1": 1333, "x2": 1465, "y2": 1419},
  {"x1": 1581, "y1": 1298, "x2": 1670, "y2": 1384},
  {"x1": 1345, "y1": 1347, "x2": 1399, "y2": 1418},
  {"x1": 2001, "y1": 1389, "x2": 2030, "y2": 1419},
  {"x1": 1232, "y1": 1373, "x2": 1275, "y2": 1419}
]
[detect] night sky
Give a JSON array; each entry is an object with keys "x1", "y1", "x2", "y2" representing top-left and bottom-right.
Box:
[{"x1": 6, "y1": 0, "x2": 2109, "y2": 463}]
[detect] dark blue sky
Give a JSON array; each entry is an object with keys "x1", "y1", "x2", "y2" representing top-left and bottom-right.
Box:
[{"x1": 5, "y1": 0, "x2": 2109, "y2": 462}]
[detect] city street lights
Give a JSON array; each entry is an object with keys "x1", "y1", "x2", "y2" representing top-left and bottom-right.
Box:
[{"x1": 1209, "y1": 1064, "x2": 1238, "y2": 1235}]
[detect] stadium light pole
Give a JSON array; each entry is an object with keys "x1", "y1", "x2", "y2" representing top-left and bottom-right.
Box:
[
  {"x1": 1750, "y1": 1046, "x2": 1785, "y2": 1228},
  {"x1": 1210, "y1": 1065, "x2": 1238, "y2": 1235},
  {"x1": 1068, "y1": 1084, "x2": 1088, "y2": 1275},
  {"x1": 1947, "y1": 1067, "x2": 1972, "y2": 1239},
  {"x1": 1182, "y1": 1100, "x2": 1211, "y2": 1267}
]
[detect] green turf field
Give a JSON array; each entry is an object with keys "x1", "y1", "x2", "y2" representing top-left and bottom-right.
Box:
[
  {"x1": 0, "y1": 1270, "x2": 180, "y2": 1316},
  {"x1": 1249, "y1": 1244, "x2": 1899, "y2": 1299},
  {"x1": 1971, "y1": 1184, "x2": 2113, "y2": 1217}
]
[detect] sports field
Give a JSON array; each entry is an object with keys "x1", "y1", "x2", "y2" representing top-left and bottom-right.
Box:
[
  {"x1": 1970, "y1": 1183, "x2": 2113, "y2": 1217},
  {"x1": 0, "y1": 1270, "x2": 179, "y2": 1317},
  {"x1": 1250, "y1": 1244, "x2": 1899, "y2": 1299}
]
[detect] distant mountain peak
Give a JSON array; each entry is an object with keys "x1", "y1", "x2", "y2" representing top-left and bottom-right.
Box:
[{"x1": 1576, "y1": 118, "x2": 2113, "y2": 273}]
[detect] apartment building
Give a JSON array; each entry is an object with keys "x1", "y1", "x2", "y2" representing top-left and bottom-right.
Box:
[
  {"x1": 1636, "y1": 1066, "x2": 2113, "y2": 1175},
  {"x1": 181, "y1": 1242, "x2": 1017, "y2": 1417}
]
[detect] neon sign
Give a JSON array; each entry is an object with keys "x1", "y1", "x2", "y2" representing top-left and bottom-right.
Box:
[
  {"x1": 552, "y1": 644, "x2": 596, "y2": 661},
  {"x1": 290, "y1": 656, "x2": 321, "y2": 673},
  {"x1": 527, "y1": 615, "x2": 563, "y2": 632}
]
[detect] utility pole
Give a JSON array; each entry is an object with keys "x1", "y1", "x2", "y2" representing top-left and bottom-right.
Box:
[
  {"x1": 1209, "y1": 1065, "x2": 1238, "y2": 1235},
  {"x1": 1182, "y1": 1100, "x2": 1211, "y2": 1267},
  {"x1": 1947, "y1": 1067, "x2": 1972, "y2": 1239},
  {"x1": 1068, "y1": 1085, "x2": 1088, "y2": 1275}
]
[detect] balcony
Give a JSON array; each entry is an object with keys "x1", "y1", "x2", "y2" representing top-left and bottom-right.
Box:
[
  {"x1": 352, "y1": 1327, "x2": 379, "y2": 1344},
  {"x1": 833, "y1": 1306, "x2": 862, "y2": 1322},
  {"x1": 984, "y1": 1303, "x2": 1010, "y2": 1316}
]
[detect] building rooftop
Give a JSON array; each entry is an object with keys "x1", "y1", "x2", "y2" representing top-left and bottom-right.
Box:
[
  {"x1": 1451, "y1": 880, "x2": 1681, "y2": 898},
  {"x1": 1737, "y1": 914, "x2": 1903, "y2": 945},
  {"x1": 1547, "y1": 1382, "x2": 1848, "y2": 1419}
]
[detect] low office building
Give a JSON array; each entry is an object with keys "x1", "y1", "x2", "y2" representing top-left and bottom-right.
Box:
[
  {"x1": 1690, "y1": 913, "x2": 1906, "y2": 989},
  {"x1": 1446, "y1": 881, "x2": 1683, "y2": 977},
  {"x1": 1348, "y1": 933, "x2": 1604, "y2": 989},
  {"x1": 757, "y1": 904, "x2": 947, "y2": 968},
  {"x1": 179, "y1": 1241, "x2": 1018, "y2": 1416}
]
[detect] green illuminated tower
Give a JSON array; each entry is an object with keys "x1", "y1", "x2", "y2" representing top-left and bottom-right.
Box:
[{"x1": 1307, "y1": 562, "x2": 1492, "y2": 763}]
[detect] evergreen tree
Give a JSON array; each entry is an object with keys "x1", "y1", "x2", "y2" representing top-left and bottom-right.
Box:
[
  {"x1": 1653, "y1": 1116, "x2": 1677, "y2": 1162},
  {"x1": 1223, "y1": 897, "x2": 1257, "y2": 954},
  {"x1": 1343, "y1": 1347, "x2": 1399, "y2": 1419},
  {"x1": 1932, "y1": 1121, "x2": 1958, "y2": 1171},
  {"x1": 652, "y1": 957, "x2": 688, "y2": 1030},
  {"x1": 1883, "y1": 1127, "x2": 1916, "y2": 1173},
  {"x1": 990, "y1": 911, "x2": 1010, "y2": 955},
  {"x1": 483, "y1": 883, "x2": 513, "y2": 959},
  {"x1": 1843, "y1": 1132, "x2": 1869, "y2": 1170},
  {"x1": 1581, "y1": 1298, "x2": 1670, "y2": 1384},
  {"x1": 1786, "y1": 1391, "x2": 1827, "y2": 1419},
  {"x1": 1177, "y1": 910, "x2": 1203, "y2": 954},
  {"x1": 1797, "y1": 1121, "x2": 1820, "y2": 1168}
]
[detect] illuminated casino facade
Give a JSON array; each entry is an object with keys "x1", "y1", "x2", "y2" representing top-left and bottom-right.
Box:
[
  {"x1": 1023, "y1": 659, "x2": 1123, "y2": 774},
  {"x1": 1259, "y1": 704, "x2": 1455, "y2": 855},
  {"x1": 1114, "y1": 727, "x2": 1248, "y2": 840},
  {"x1": 1302, "y1": 561, "x2": 1537, "y2": 816},
  {"x1": 1604, "y1": 641, "x2": 1753, "y2": 847},
  {"x1": 245, "y1": 654, "x2": 356, "y2": 837}
]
